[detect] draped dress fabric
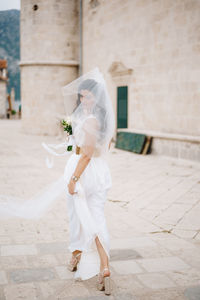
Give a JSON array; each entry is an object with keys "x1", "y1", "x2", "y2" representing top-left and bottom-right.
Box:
[{"x1": 63, "y1": 115, "x2": 112, "y2": 280}]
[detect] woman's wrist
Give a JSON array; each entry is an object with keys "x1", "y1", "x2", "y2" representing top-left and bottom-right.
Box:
[{"x1": 71, "y1": 175, "x2": 80, "y2": 182}]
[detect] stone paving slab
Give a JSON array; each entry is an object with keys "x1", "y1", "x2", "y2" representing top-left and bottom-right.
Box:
[
  {"x1": 110, "y1": 237, "x2": 157, "y2": 249},
  {"x1": 136, "y1": 273, "x2": 176, "y2": 289},
  {"x1": 154, "y1": 237, "x2": 197, "y2": 251},
  {"x1": 165, "y1": 268, "x2": 200, "y2": 287},
  {"x1": 36, "y1": 242, "x2": 68, "y2": 255},
  {"x1": 184, "y1": 286, "x2": 200, "y2": 300},
  {"x1": 51, "y1": 280, "x2": 91, "y2": 299},
  {"x1": 69, "y1": 295, "x2": 136, "y2": 300},
  {"x1": 26, "y1": 254, "x2": 60, "y2": 268},
  {"x1": 135, "y1": 288, "x2": 187, "y2": 300},
  {"x1": 0, "y1": 256, "x2": 29, "y2": 270},
  {"x1": 0, "y1": 271, "x2": 8, "y2": 285},
  {"x1": 131, "y1": 245, "x2": 171, "y2": 259},
  {"x1": 55, "y1": 265, "x2": 74, "y2": 280},
  {"x1": 110, "y1": 248, "x2": 142, "y2": 261},
  {"x1": 110, "y1": 260, "x2": 144, "y2": 274},
  {"x1": 9, "y1": 268, "x2": 56, "y2": 284},
  {"x1": 3, "y1": 283, "x2": 39, "y2": 300},
  {"x1": 170, "y1": 229, "x2": 198, "y2": 239},
  {"x1": 138, "y1": 257, "x2": 190, "y2": 273},
  {"x1": 1, "y1": 244, "x2": 38, "y2": 256},
  {"x1": 0, "y1": 287, "x2": 6, "y2": 300},
  {"x1": 36, "y1": 279, "x2": 72, "y2": 299},
  {"x1": 172, "y1": 247, "x2": 200, "y2": 270},
  {"x1": 175, "y1": 206, "x2": 200, "y2": 231}
]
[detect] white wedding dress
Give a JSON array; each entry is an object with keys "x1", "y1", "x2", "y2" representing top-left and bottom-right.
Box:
[{"x1": 63, "y1": 115, "x2": 112, "y2": 280}]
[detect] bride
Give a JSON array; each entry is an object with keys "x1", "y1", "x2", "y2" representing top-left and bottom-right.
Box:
[
  {"x1": 0, "y1": 67, "x2": 115, "y2": 295},
  {"x1": 62, "y1": 68, "x2": 115, "y2": 295}
]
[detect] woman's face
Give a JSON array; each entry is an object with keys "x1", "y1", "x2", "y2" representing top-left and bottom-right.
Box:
[{"x1": 79, "y1": 89, "x2": 95, "y2": 109}]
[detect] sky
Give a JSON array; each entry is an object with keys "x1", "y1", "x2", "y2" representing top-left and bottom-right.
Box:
[{"x1": 0, "y1": 0, "x2": 20, "y2": 11}]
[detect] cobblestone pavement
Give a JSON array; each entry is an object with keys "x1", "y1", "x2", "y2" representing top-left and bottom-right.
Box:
[{"x1": 0, "y1": 120, "x2": 200, "y2": 300}]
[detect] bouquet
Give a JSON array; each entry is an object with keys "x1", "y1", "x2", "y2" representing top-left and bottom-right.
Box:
[{"x1": 61, "y1": 118, "x2": 73, "y2": 151}]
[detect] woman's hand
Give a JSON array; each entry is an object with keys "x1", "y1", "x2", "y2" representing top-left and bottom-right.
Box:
[
  {"x1": 68, "y1": 179, "x2": 77, "y2": 195},
  {"x1": 108, "y1": 139, "x2": 112, "y2": 150}
]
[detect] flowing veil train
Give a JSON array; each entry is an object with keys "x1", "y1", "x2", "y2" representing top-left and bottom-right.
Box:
[{"x1": 0, "y1": 141, "x2": 73, "y2": 220}]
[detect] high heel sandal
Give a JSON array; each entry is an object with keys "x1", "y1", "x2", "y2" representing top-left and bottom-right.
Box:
[
  {"x1": 67, "y1": 252, "x2": 81, "y2": 272},
  {"x1": 97, "y1": 267, "x2": 111, "y2": 295}
]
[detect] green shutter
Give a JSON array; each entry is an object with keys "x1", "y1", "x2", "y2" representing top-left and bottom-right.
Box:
[{"x1": 117, "y1": 86, "x2": 128, "y2": 128}]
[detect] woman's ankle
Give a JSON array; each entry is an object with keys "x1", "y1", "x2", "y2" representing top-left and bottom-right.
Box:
[
  {"x1": 72, "y1": 250, "x2": 82, "y2": 256},
  {"x1": 100, "y1": 265, "x2": 110, "y2": 274}
]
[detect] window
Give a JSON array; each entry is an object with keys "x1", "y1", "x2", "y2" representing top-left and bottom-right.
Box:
[{"x1": 117, "y1": 86, "x2": 128, "y2": 128}]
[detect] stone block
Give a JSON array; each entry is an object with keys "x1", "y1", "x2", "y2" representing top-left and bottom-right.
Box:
[
  {"x1": 110, "y1": 260, "x2": 143, "y2": 275},
  {"x1": 1, "y1": 244, "x2": 38, "y2": 256},
  {"x1": 0, "y1": 287, "x2": 6, "y2": 300},
  {"x1": 37, "y1": 242, "x2": 68, "y2": 254},
  {"x1": 0, "y1": 256, "x2": 29, "y2": 270},
  {"x1": 4, "y1": 283, "x2": 39, "y2": 300},
  {"x1": 110, "y1": 248, "x2": 142, "y2": 261},
  {"x1": 55, "y1": 265, "x2": 73, "y2": 280},
  {"x1": 175, "y1": 207, "x2": 200, "y2": 230},
  {"x1": 37, "y1": 279, "x2": 69, "y2": 299},
  {"x1": 110, "y1": 237, "x2": 157, "y2": 249},
  {"x1": 0, "y1": 271, "x2": 8, "y2": 285},
  {"x1": 184, "y1": 285, "x2": 200, "y2": 300},
  {"x1": 136, "y1": 273, "x2": 175, "y2": 289},
  {"x1": 26, "y1": 254, "x2": 59, "y2": 268},
  {"x1": 9, "y1": 268, "x2": 56, "y2": 283},
  {"x1": 166, "y1": 268, "x2": 200, "y2": 287},
  {"x1": 155, "y1": 237, "x2": 196, "y2": 251},
  {"x1": 50, "y1": 280, "x2": 90, "y2": 298},
  {"x1": 139, "y1": 257, "x2": 190, "y2": 272}
]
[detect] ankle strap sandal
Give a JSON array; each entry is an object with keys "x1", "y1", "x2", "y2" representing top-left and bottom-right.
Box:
[
  {"x1": 97, "y1": 267, "x2": 111, "y2": 295},
  {"x1": 67, "y1": 252, "x2": 81, "y2": 272}
]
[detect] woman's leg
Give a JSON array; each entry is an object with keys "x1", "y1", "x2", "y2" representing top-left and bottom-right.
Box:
[
  {"x1": 70, "y1": 249, "x2": 82, "y2": 262},
  {"x1": 68, "y1": 250, "x2": 82, "y2": 269},
  {"x1": 95, "y1": 236, "x2": 110, "y2": 276},
  {"x1": 72, "y1": 250, "x2": 82, "y2": 256}
]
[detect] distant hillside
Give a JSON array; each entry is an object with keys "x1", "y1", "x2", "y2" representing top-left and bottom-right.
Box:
[{"x1": 0, "y1": 9, "x2": 20, "y2": 101}]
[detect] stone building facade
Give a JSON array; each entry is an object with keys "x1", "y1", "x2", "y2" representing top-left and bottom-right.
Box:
[
  {"x1": 20, "y1": 0, "x2": 79, "y2": 135},
  {"x1": 20, "y1": 0, "x2": 200, "y2": 161},
  {"x1": 0, "y1": 60, "x2": 8, "y2": 118}
]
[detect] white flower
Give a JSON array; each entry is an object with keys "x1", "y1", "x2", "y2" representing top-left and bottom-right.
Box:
[{"x1": 66, "y1": 116, "x2": 71, "y2": 125}]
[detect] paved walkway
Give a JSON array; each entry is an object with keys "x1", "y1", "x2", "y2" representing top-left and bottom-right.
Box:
[{"x1": 0, "y1": 120, "x2": 200, "y2": 300}]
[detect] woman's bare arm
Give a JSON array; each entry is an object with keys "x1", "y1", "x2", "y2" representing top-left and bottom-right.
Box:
[
  {"x1": 108, "y1": 139, "x2": 112, "y2": 150},
  {"x1": 68, "y1": 154, "x2": 91, "y2": 195},
  {"x1": 68, "y1": 118, "x2": 97, "y2": 195}
]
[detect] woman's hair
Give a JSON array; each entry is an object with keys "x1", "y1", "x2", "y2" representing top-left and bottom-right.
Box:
[
  {"x1": 76, "y1": 79, "x2": 107, "y2": 141},
  {"x1": 76, "y1": 79, "x2": 98, "y2": 107}
]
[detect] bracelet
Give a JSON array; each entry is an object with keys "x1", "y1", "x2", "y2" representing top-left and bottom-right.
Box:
[{"x1": 71, "y1": 175, "x2": 79, "y2": 182}]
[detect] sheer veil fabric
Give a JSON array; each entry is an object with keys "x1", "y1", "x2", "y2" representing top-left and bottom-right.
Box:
[
  {"x1": 62, "y1": 67, "x2": 115, "y2": 159},
  {"x1": 0, "y1": 67, "x2": 115, "y2": 280}
]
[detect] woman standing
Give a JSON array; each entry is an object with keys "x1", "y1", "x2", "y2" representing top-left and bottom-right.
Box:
[{"x1": 62, "y1": 68, "x2": 115, "y2": 295}]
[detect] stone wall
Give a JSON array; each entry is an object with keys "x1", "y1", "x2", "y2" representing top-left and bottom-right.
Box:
[
  {"x1": 152, "y1": 137, "x2": 200, "y2": 162},
  {"x1": 82, "y1": 0, "x2": 200, "y2": 160},
  {"x1": 20, "y1": 0, "x2": 79, "y2": 135},
  {"x1": 0, "y1": 82, "x2": 7, "y2": 118}
]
